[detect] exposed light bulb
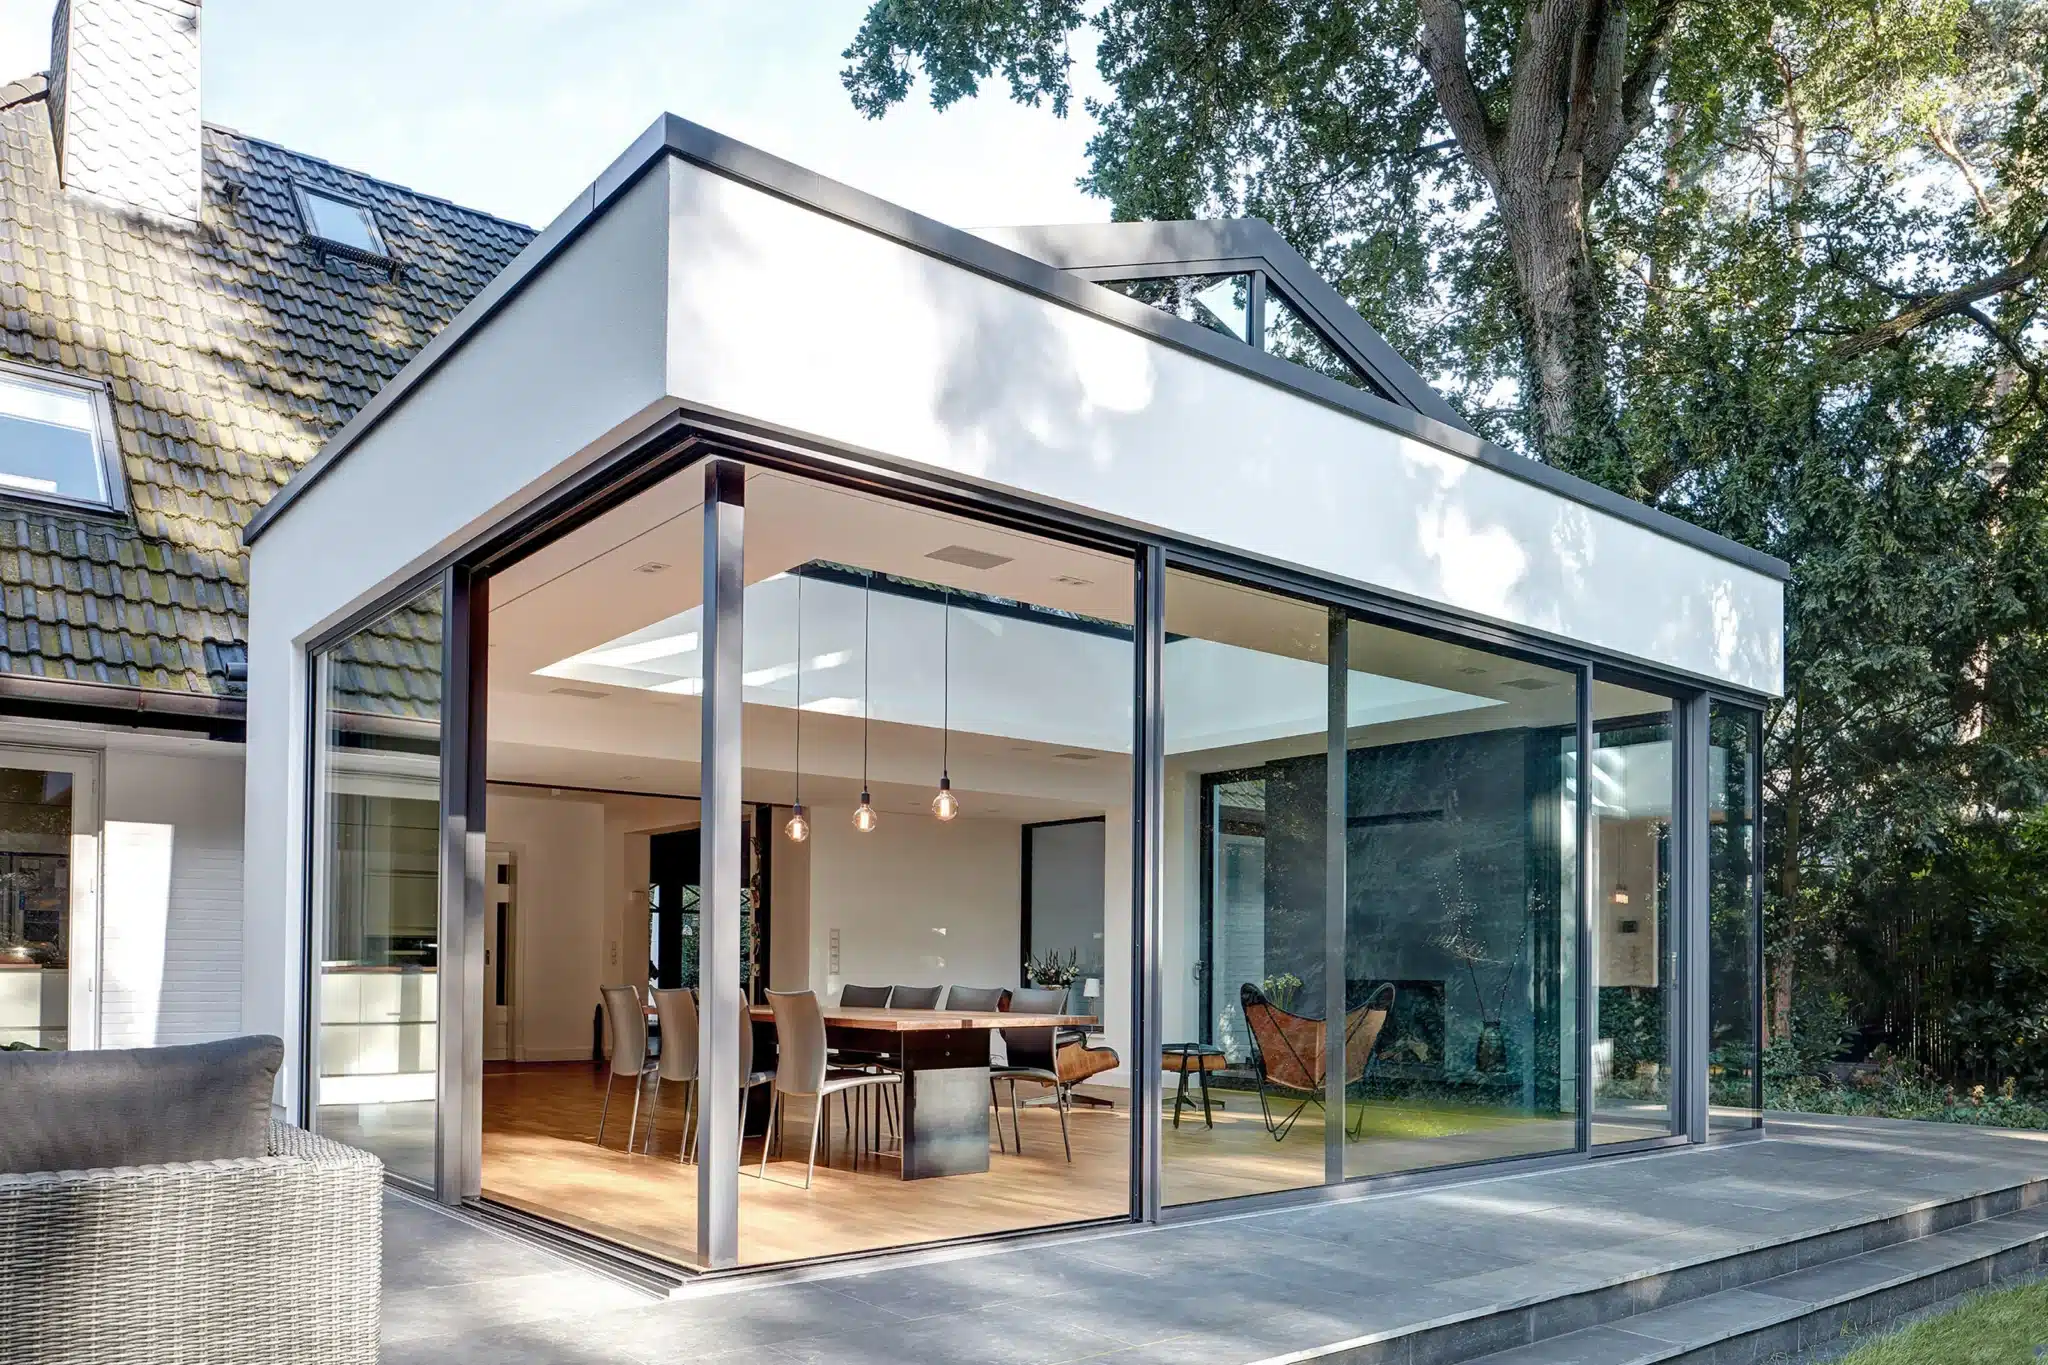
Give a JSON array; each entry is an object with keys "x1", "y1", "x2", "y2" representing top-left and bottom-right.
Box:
[
  {"x1": 932, "y1": 775, "x2": 959, "y2": 822},
  {"x1": 853, "y1": 789, "x2": 879, "y2": 833},
  {"x1": 784, "y1": 803, "x2": 810, "y2": 843}
]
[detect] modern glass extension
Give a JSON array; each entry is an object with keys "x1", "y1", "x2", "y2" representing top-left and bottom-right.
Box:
[{"x1": 298, "y1": 445, "x2": 1766, "y2": 1276}]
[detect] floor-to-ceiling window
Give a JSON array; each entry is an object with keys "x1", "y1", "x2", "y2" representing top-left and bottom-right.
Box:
[
  {"x1": 1341, "y1": 619, "x2": 1579, "y2": 1177},
  {"x1": 1161, "y1": 568, "x2": 1585, "y2": 1205},
  {"x1": 1709, "y1": 701, "x2": 1763, "y2": 1130},
  {"x1": 1590, "y1": 681, "x2": 1680, "y2": 1145},
  {"x1": 310, "y1": 587, "x2": 446, "y2": 1186}
]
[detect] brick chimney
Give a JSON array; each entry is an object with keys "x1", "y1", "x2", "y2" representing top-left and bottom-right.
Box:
[{"x1": 47, "y1": 0, "x2": 204, "y2": 224}]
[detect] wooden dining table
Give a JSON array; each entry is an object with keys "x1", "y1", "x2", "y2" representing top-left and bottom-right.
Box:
[{"x1": 744, "y1": 1004, "x2": 1100, "y2": 1180}]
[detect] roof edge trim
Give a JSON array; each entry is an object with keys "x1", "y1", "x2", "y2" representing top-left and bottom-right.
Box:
[{"x1": 243, "y1": 113, "x2": 1789, "y2": 584}]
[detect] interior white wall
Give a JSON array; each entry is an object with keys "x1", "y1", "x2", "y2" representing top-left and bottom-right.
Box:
[
  {"x1": 660, "y1": 154, "x2": 1783, "y2": 697},
  {"x1": 485, "y1": 790, "x2": 606, "y2": 1062},
  {"x1": 806, "y1": 805, "x2": 1022, "y2": 1002}
]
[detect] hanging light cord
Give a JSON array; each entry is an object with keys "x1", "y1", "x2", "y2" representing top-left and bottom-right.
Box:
[
  {"x1": 941, "y1": 588, "x2": 950, "y2": 775},
  {"x1": 862, "y1": 570, "x2": 872, "y2": 784},
  {"x1": 792, "y1": 571, "x2": 802, "y2": 802}
]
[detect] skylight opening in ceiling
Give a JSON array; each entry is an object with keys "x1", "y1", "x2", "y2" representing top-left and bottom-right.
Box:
[
  {"x1": 295, "y1": 185, "x2": 389, "y2": 258},
  {"x1": 1101, "y1": 274, "x2": 1251, "y2": 343}
]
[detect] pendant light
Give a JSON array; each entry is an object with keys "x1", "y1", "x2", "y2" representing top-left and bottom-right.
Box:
[
  {"x1": 932, "y1": 587, "x2": 959, "y2": 821},
  {"x1": 853, "y1": 570, "x2": 879, "y2": 833},
  {"x1": 783, "y1": 570, "x2": 810, "y2": 843}
]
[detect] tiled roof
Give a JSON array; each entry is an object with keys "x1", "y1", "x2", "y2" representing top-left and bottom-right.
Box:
[{"x1": 0, "y1": 74, "x2": 532, "y2": 715}]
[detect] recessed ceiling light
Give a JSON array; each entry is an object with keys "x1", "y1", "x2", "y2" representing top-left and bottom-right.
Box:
[
  {"x1": 925, "y1": 545, "x2": 1014, "y2": 570},
  {"x1": 633, "y1": 561, "x2": 671, "y2": 575}
]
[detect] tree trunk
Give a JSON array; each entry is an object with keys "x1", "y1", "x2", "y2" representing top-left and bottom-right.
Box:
[{"x1": 1497, "y1": 185, "x2": 1613, "y2": 474}]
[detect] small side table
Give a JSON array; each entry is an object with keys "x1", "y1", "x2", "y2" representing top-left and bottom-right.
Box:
[{"x1": 1162, "y1": 1043, "x2": 1228, "y2": 1129}]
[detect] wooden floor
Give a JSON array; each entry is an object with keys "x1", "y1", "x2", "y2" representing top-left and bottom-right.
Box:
[{"x1": 481, "y1": 1062, "x2": 1594, "y2": 1269}]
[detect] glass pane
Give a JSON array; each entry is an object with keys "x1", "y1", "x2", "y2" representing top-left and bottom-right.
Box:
[
  {"x1": 301, "y1": 189, "x2": 385, "y2": 255},
  {"x1": 0, "y1": 768, "x2": 75, "y2": 1050},
  {"x1": 734, "y1": 474, "x2": 1135, "y2": 1263},
  {"x1": 1162, "y1": 570, "x2": 1330, "y2": 1205},
  {"x1": 1262, "y1": 292, "x2": 1378, "y2": 396},
  {"x1": 0, "y1": 373, "x2": 107, "y2": 502},
  {"x1": 479, "y1": 464, "x2": 703, "y2": 1266},
  {"x1": 1101, "y1": 274, "x2": 1251, "y2": 343},
  {"x1": 1342, "y1": 621, "x2": 1579, "y2": 1177},
  {"x1": 1709, "y1": 702, "x2": 1762, "y2": 1130},
  {"x1": 1591, "y1": 682, "x2": 1678, "y2": 1143},
  {"x1": 313, "y1": 588, "x2": 444, "y2": 1185}
]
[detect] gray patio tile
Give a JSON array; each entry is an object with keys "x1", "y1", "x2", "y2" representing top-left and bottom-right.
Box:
[
  {"x1": 761, "y1": 1297, "x2": 1140, "y2": 1365},
  {"x1": 822, "y1": 1249, "x2": 1155, "y2": 1320},
  {"x1": 1469, "y1": 1324, "x2": 1665, "y2": 1365},
  {"x1": 381, "y1": 1269, "x2": 651, "y2": 1345},
  {"x1": 582, "y1": 1282, "x2": 916, "y2": 1355},
  {"x1": 1616, "y1": 1287, "x2": 1793, "y2": 1345},
  {"x1": 1747, "y1": 1253, "x2": 1911, "y2": 1307}
]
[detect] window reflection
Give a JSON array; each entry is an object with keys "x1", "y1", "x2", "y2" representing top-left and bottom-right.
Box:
[
  {"x1": 1709, "y1": 702, "x2": 1762, "y2": 1130},
  {"x1": 1100, "y1": 274, "x2": 1251, "y2": 343}
]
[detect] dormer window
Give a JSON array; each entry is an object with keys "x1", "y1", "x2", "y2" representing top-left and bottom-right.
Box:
[
  {"x1": 295, "y1": 185, "x2": 388, "y2": 259},
  {"x1": 0, "y1": 364, "x2": 121, "y2": 509}
]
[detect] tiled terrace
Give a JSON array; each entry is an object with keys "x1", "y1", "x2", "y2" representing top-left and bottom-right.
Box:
[{"x1": 379, "y1": 1115, "x2": 2048, "y2": 1364}]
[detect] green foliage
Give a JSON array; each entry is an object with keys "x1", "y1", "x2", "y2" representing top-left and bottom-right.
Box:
[
  {"x1": 1830, "y1": 1277, "x2": 2048, "y2": 1365},
  {"x1": 840, "y1": 0, "x2": 2048, "y2": 1092}
]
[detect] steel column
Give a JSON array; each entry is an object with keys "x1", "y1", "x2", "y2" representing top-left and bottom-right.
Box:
[
  {"x1": 697, "y1": 460, "x2": 746, "y2": 1267},
  {"x1": 1324, "y1": 609, "x2": 1348, "y2": 1184},
  {"x1": 1575, "y1": 664, "x2": 1594, "y2": 1154},
  {"x1": 437, "y1": 567, "x2": 489, "y2": 1204},
  {"x1": 1678, "y1": 692, "x2": 1712, "y2": 1142},
  {"x1": 1132, "y1": 545, "x2": 1166, "y2": 1224}
]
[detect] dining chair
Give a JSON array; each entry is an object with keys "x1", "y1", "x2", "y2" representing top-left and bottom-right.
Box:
[
  {"x1": 991, "y1": 986, "x2": 1074, "y2": 1161},
  {"x1": 887, "y1": 985, "x2": 942, "y2": 1009},
  {"x1": 943, "y1": 985, "x2": 1009, "y2": 1012},
  {"x1": 838, "y1": 983, "x2": 892, "y2": 1007},
  {"x1": 645, "y1": 988, "x2": 697, "y2": 1157},
  {"x1": 597, "y1": 985, "x2": 657, "y2": 1150},
  {"x1": 760, "y1": 989, "x2": 901, "y2": 1189}
]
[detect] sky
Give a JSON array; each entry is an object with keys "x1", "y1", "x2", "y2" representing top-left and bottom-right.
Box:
[{"x1": 0, "y1": 0, "x2": 1108, "y2": 230}]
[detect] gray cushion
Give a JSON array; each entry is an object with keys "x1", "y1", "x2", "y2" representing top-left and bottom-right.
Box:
[{"x1": 0, "y1": 1035, "x2": 282, "y2": 1174}]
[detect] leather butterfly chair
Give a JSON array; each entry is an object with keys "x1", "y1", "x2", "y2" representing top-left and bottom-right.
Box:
[{"x1": 1239, "y1": 981, "x2": 1395, "y2": 1142}]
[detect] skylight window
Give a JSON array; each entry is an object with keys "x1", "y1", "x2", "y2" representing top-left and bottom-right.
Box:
[
  {"x1": 295, "y1": 185, "x2": 388, "y2": 258},
  {"x1": 0, "y1": 366, "x2": 118, "y2": 508},
  {"x1": 1101, "y1": 274, "x2": 1252, "y2": 343}
]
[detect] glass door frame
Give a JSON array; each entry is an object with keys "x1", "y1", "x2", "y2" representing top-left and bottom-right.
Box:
[{"x1": 0, "y1": 743, "x2": 100, "y2": 1053}]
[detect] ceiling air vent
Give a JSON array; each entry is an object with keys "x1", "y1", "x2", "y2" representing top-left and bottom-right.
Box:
[
  {"x1": 925, "y1": 545, "x2": 1014, "y2": 571},
  {"x1": 633, "y1": 561, "x2": 671, "y2": 575},
  {"x1": 549, "y1": 686, "x2": 609, "y2": 700},
  {"x1": 1053, "y1": 751, "x2": 1098, "y2": 762},
  {"x1": 1500, "y1": 678, "x2": 1553, "y2": 692}
]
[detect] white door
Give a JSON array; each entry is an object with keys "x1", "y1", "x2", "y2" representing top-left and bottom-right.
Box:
[
  {"x1": 484, "y1": 851, "x2": 514, "y2": 1062},
  {"x1": 0, "y1": 746, "x2": 98, "y2": 1052}
]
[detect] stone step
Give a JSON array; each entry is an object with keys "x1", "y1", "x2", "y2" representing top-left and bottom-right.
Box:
[
  {"x1": 1465, "y1": 1204, "x2": 2048, "y2": 1365},
  {"x1": 1274, "y1": 1174, "x2": 2048, "y2": 1365}
]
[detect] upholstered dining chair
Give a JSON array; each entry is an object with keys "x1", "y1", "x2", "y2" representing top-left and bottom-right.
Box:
[
  {"x1": 761, "y1": 990, "x2": 902, "y2": 1189},
  {"x1": 990, "y1": 986, "x2": 1074, "y2": 1160},
  {"x1": 1239, "y1": 980, "x2": 1396, "y2": 1142},
  {"x1": 943, "y1": 985, "x2": 1009, "y2": 1012},
  {"x1": 838, "y1": 983, "x2": 892, "y2": 1007},
  {"x1": 597, "y1": 984, "x2": 658, "y2": 1150},
  {"x1": 887, "y1": 984, "x2": 943, "y2": 1009}
]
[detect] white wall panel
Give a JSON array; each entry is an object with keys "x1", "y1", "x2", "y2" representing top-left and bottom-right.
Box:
[
  {"x1": 663, "y1": 159, "x2": 1782, "y2": 696},
  {"x1": 101, "y1": 748, "x2": 244, "y2": 1048}
]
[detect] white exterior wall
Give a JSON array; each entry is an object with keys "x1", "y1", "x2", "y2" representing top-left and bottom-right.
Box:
[
  {"x1": 243, "y1": 169, "x2": 675, "y2": 1107},
  {"x1": 101, "y1": 746, "x2": 244, "y2": 1048}
]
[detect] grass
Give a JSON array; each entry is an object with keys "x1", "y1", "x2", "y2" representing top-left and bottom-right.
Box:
[{"x1": 1821, "y1": 1278, "x2": 2048, "y2": 1364}]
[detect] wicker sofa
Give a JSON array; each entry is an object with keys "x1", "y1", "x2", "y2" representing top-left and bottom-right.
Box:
[{"x1": 0, "y1": 1042, "x2": 383, "y2": 1365}]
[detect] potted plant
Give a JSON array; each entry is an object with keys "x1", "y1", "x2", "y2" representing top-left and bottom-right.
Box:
[{"x1": 1429, "y1": 856, "x2": 1528, "y2": 1074}]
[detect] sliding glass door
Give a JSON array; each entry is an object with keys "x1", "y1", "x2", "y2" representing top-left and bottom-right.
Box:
[{"x1": 308, "y1": 587, "x2": 446, "y2": 1187}]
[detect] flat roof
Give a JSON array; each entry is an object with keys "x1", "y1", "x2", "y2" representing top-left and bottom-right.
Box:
[{"x1": 242, "y1": 113, "x2": 1788, "y2": 584}]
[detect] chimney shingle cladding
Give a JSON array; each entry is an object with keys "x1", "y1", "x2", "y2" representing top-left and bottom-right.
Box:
[{"x1": 0, "y1": 84, "x2": 534, "y2": 702}]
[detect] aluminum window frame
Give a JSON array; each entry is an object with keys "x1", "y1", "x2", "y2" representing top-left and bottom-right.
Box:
[{"x1": 283, "y1": 408, "x2": 1768, "y2": 1275}]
